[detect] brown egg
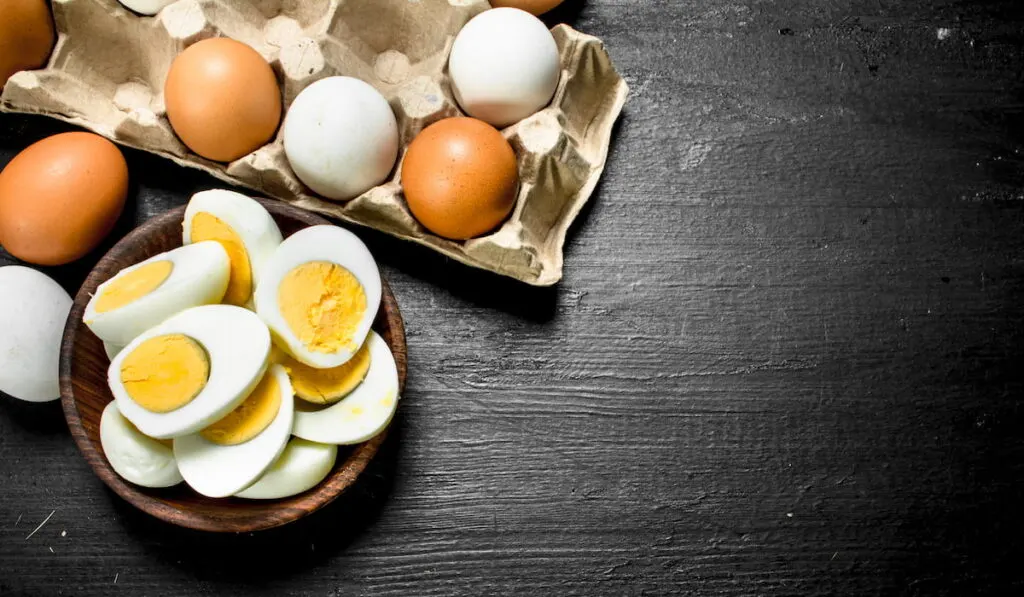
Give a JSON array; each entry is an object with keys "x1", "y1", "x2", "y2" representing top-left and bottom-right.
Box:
[
  {"x1": 490, "y1": 0, "x2": 566, "y2": 16},
  {"x1": 0, "y1": 132, "x2": 128, "y2": 266},
  {"x1": 401, "y1": 117, "x2": 518, "y2": 241},
  {"x1": 0, "y1": 0, "x2": 55, "y2": 87},
  {"x1": 164, "y1": 38, "x2": 282, "y2": 163}
]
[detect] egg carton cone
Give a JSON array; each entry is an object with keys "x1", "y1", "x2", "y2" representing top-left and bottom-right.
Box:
[{"x1": 0, "y1": 0, "x2": 628, "y2": 286}]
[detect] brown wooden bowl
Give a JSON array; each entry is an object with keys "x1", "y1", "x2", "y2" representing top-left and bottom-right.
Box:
[{"x1": 59, "y1": 199, "x2": 406, "y2": 533}]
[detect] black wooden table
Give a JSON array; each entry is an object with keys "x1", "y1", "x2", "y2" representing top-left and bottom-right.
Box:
[{"x1": 2, "y1": 1, "x2": 1023, "y2": 595}]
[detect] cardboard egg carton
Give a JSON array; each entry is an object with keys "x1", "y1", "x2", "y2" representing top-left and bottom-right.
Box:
[{"x1": 0, "y1": 0, "x2": 627, "y2": 285}]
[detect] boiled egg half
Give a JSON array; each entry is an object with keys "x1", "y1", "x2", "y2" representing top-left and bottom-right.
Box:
[
  {"x1": 84, "y1": 241, "x2": 230, "y2": 346},
  {"x1": 292, "y1": 331, "x2": 399, "y2": 445},
  {"x1": 235, "y1": 438, "x2": 337, "y2": 500},
  {"x1": 254, "y1": 225, "x2": 381, "y2": 369},
  {"x1": 182, "y1": 190, "x2": 283, "y2": 307},
  {"x1": 108, "y1": 305, "x2": 271, "y2": 439},
  {"x1": 100, "y1": 401, "x2": 183, "y2": 488},
  {"x1": 174, "y1": 364, "x2": 294, "y2": 498}
]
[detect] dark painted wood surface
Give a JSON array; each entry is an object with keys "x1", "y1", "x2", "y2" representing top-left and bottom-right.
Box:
[{"x1": 2, "y1": 1, "x2": 1023, "y2": 595}]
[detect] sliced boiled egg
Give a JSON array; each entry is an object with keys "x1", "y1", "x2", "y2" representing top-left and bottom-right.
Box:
[
  {"x1": 254, "y1": 225, "x2": 381, "y2": 369},
  {"x1": 108, "y1": 305, "x2": 271, "y2": 440},
  {"x1": 292, "y1": 331, "x2": 398, "y2": 445},
  {"x1": 100, "y1": 401, "x2": 183, "y2": 488},
  {"x1": 279, "y1": 340, "x2": 370, "y2": 405},
  {"x1": 183, "y1": 190, "x2": 283, "y2": 307},
  {"x1": 84, "y1": 241, "x2": 230, "y2": 346},
  {"x1": 173, "y1": 365, "x2": 294, "y2": 498},
  {"x1": 235, "y1": 438, "x2": 337, "y2": 500}
]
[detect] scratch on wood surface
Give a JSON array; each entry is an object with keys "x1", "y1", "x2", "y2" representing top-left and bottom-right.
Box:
[{"x1": 25, "y1": 510, "x2": 56, "y2": 540}]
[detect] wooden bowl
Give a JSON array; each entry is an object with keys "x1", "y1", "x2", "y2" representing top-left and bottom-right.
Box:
[{"x1": 59, "y1": 200, "x2": 406, "y2": 533}]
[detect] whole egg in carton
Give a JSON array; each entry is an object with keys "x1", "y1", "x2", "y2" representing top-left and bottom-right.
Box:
[{"x1": 0, "y1": 0, "x2": 628, "y2": 285}]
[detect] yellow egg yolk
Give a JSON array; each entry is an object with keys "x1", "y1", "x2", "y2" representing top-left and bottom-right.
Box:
[
  {"x1": 282, "y1": 341, "x2": 371, "y2": 405},
  {"x1": 199, "y1": 370, "x2": 281, "y2": 446},
  {"x1": 190, "y1": 212, "x2": 252, "y2": 306},
  {"x1": 93, "y1": 260, "x2": 173, "y2": 314},
  {"x1": 278, "y1": 261, "x2": 367, "y2": 354},
  {"x1": 120, "y1": 334, "x2": 210, "y2": 413}
]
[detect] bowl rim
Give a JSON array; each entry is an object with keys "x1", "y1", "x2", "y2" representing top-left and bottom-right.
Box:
[{"x1": 59, "y1": 199, "x2": 406, "y2": 533}]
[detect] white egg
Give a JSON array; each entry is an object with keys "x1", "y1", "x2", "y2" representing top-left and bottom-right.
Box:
[
  {"x1": 254, "y1": 225, "x2": 382, "y2": 369},
  {"x1": 182, "y1": 190, "x2": 283, "y2": 307},
  {"x1": 0, "y1": 266, "x2": 71, "y2": 402},
  {"x1": 282, "y1": 76, "x2": 399, "y2": 201},
  {"x1": 174, "y1": 365, "x2": 294, "y2": 498},
  {"x1": 235, "y1": 438, "x2": 337, "y2": 500},
  {"x1": 116, "y1": 0, "x2": 174, "y2": 15},
  {"x1": 449, "y1": 7, "x2": 561, "y2": 127},
  {"x1": 292, "y1": 331, "x2": 398, "y2": 445},
  {"x1": 84, "y1": 241, "x2": 230, "y2": 346},
  {"x1": 100, "y1": 401, "x2": 183, "y2": 488},
  {"x1": 109, "y1": 305, "x2": 271, "y2": 439}
]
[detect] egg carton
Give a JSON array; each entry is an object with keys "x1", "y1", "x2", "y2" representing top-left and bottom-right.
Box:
[{"x1": 0, "y1": 0, "x2": 627, "y2": 286}]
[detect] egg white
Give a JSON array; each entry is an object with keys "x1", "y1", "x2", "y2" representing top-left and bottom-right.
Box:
[
  {"x1": 103, "y1": 342, "x2": 124, "y2": 361},
  {"x1": 84, "y1": 241, "x2": 230, "y2": 346},
  {"x1": 108, "y1": 305, "x2": 271, "y2": 440},
  {"x1": 100, "y1": 401, "x2": 183, "y2": 488},
  {"x1": 292, "y1": 331, "x2": 398, "y2": 445},
  {"x1": 182, "y1": 189, "x2": 283, "y2": 299},
  {"x1": 254, "y1": 225, "x2": 382, "y2": 369},
  {"x1": 174, "y1": 365, "x2": 294, "y2": 498},
  {"x1": 0, "y1": 266, "x2": 71, "y2": 403},
  {"x1": 235, "y1": 437, "x2": 337, "y2": 500}
]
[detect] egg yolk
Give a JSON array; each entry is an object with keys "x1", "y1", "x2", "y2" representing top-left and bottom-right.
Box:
[
  {"x1": 282, "y1": 341, "x2": 371, "y2": 405},
  {"x1": 120, "y1": 334, "x2": 209, "y2": 413},
  {"x1": 278, "y1": 261, "x2": 366, "y2": 354},
  {"x1": 199, "y1": 370, "x2": 281, "y2": 446},
  {"x1": 93, "y1": 260, "x2": 173, "y2": 314},
  {"x1": 190, "y1": 212, "x2": 252, "y2": 306}
]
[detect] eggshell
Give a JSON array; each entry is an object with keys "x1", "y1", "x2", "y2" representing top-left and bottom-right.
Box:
[
  {"x1": 0, "y1": 266, "x2": 71, "y2": 402},
  {"x1": 164, "y1": 38, "x2": 282, "y2": 163},
  {"x1": 282, "y1": 76, "x2": 399, "y2": 201},
  {"x1": 490, "y1": 0, "x2": 566, "y2": 16},
  {"x1": 0, "y1": 0, "x2": 55, "y2": 88},
  {"x1": 448, "y1": 7, "x2": 561, "y2": 127},
  {"x1": 0, "y1": 132, "x2": 128, "y2": 266},
  {"x1": 401, "y1": 117, "x2": 518, "y2": 240}
]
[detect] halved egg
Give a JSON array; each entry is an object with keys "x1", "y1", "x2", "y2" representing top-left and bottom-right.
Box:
[
  {"x1": 84, "y1": 241, "x2": 230, "y2": 346},
  {"x1": 235, "y1": 438, "x2": 337, "y2": 500},
  {"x1": 254, "y1": 225, "x2": 381, "y2": 369},
  {"x1": 292, "y1": 331, "x2": 398, "y2": 445},
  {"x1": 278, "y1": 340, "x2": 371, "y2": 405},
  {"x1": 100, "y1": 401, "x2": 183, "y2": 488},
  {"x1": 183, "y1": 190, "x2": 283, "y2": 307},
  {"x1": 174, "y1": 364, "x2": 294, "y2": 498},
  {"x1": 108, "y1": 305, "x2": 271, "y2": 439}
]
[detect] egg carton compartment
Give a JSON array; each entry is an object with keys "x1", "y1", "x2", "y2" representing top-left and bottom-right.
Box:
[{"x1": 1, "y1": 0, "x2": 628, "y2": 286}]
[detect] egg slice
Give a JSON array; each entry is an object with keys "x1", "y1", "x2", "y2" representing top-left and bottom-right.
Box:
[
  {"x1": 173, "y1": 365, "x2": 294, "y2": 498},
  {"x1": 292, "y1": 331, "x2": 398, "y2": 445},
  {"x1": 235, "y1": 438, "x2": 337, "y2": 500},
  {"x1": 100, "y1": 401, "x2": 183, "y2": 488},
  {"x1": 84, "y1": 241, "x2": 230, "y2": 346},
  {"x1": 108, "y1": 305, "x2": 271, "y2": 440},
  {"x1": 254, "y1": 225, "x2": 382, "y2": 369},
  {"x1": 278, "y1": 339, "x2": 370, "y2": 405},
  {"x1": 182, "y1": 190, "x2": 283, "y2": 307}
]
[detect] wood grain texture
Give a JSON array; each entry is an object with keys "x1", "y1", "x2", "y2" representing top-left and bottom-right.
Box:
[
  {"x1": 2, "y1": 0, "x2": 1024, "y2": 595},
  {"x1": 58, "y1": 201, "x2": 407, "y2": 533}
]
